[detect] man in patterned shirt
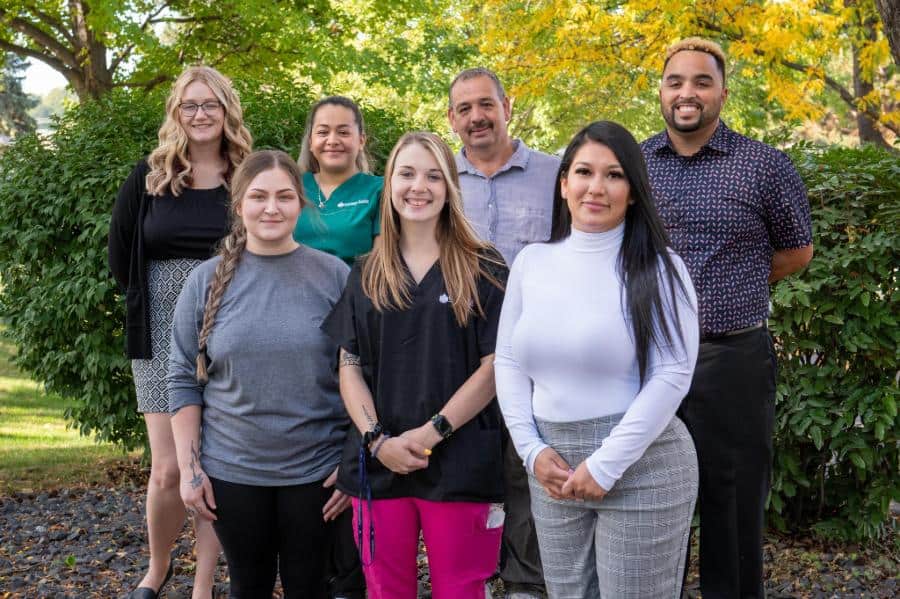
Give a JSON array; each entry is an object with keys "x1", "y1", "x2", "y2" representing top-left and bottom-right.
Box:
[
  {"x1": 449, "y1": 67, "x2": 559, "y2": 599},
  {"x1": 641, "y1": 38, "x2": 813, "y2": 599}
]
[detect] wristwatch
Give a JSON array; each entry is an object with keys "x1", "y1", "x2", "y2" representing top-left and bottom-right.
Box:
[
  {"x1": 362, "y1": 422, "x2": 383, "y2": 450},
  {"x1": 430, "y1": 414, "x2": 454, "y2": 439}
]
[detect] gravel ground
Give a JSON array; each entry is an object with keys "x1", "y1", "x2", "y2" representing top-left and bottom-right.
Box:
[{"x1": 0, "y1": 462, "x2": 896, "y2": 598}]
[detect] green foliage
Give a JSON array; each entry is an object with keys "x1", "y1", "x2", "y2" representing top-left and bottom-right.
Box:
[
  {"x1": 29, "y1": 87, "x2": 74, "y2": 121},
  {"x1": 0, "y1": 85, "x2": 413, "y2": 450},
  {"x1": 768, "y1": 143, "x2": 899, "y2": 541}
]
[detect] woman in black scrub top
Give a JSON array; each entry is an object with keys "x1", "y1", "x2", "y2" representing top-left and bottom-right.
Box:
[{"x1": 322, "y1": 132, "x2": 507, "y2": 599}]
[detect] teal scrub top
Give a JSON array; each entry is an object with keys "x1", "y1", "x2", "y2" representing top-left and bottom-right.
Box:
[{"x1": 293, "y1": 172, "x2": 383, "y2": 264}]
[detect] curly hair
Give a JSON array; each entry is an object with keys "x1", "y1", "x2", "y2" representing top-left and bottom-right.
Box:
[{"x1": 146, "y1": 66, "x2": 253, "y2": 197}]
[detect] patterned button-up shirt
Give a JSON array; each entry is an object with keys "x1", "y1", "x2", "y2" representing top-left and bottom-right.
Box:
[
  {"x1": 456, "y1": 140, "x2": 561, "y2": 266},
  {"x1": 641, "y1": 122, "x2": 812, "y2": 337}
]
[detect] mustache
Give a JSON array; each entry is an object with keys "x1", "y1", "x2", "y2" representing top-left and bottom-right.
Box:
[{"x1": 468, "y1": 120, "x2": 492, "y2": 133}]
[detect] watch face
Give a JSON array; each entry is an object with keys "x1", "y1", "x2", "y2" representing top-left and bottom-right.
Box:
[{"x1": 432, "y1": 414, "x2": 452, "y2": 438}]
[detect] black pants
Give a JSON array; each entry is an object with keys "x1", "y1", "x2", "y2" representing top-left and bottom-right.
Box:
[
  {"x1": 499, "y1": 428, "x2": 545, "y2": 589},
  {"x1": 679, "y1": 328, "x2": 776, "y2": 599},
  {"x1": 211, "y1": 476, "x2": 339, "y2": 599},
  {"x1": 326, "y1": 509, "x2": 365, "y2": 598}
]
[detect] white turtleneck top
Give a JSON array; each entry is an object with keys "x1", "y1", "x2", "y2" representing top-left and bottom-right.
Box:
[{"x1": 494, "y1": 223, "x2": 699, "y2": 491}]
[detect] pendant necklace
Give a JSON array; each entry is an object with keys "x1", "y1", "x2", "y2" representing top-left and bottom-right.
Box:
[{"x1": 315, "y1": 174, "x2": 331, "y2": 209}]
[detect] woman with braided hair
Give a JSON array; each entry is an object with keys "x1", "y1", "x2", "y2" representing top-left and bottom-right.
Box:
[
  {"x1": 108, "y1": 65, "x2": 252, "y2": 599},
  {"x1": 168, "y1": 150, "x2": 353, "y2": 598}
]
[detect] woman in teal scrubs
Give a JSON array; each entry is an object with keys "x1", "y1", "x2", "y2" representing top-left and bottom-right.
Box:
[{"x1": 294, "y1": 96, "x2": 383, "y2": 264}]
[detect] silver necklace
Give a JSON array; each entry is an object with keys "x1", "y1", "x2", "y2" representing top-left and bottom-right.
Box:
[{"x1": 317, "y1": 186, "x2": 328, "y2": 209}]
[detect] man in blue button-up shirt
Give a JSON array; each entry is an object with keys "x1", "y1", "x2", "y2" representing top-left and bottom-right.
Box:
[
  {"x1": 641, "y1": 39, "x2": 813, "y2": 599},
  {"x1": 449, "y1": 67, "x2": 559, "y2": 599},
  {"x1": 449, "y1": 68, "x2": 560, "y2": 268}
]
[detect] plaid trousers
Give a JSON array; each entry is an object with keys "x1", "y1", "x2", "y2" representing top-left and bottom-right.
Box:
[{"x1": 529, "y1": 415, "x2": 698, "y2": 599}]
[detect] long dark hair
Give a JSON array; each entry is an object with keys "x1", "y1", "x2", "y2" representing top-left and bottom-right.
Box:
[
  {"x1": 550, "y1": 121, "x2": 691, "y2": 384},
  {"x1": 298, "y1": 95, "x2": 372, "y2": 174}
]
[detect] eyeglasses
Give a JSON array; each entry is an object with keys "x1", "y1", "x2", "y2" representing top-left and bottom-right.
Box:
[{"x1": 178, "y1": 101, "x2": 223, "y2": 116}]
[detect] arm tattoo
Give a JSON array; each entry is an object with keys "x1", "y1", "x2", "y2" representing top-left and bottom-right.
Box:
[
  {"x1": 189, "y1": 441, "x2": 204, "y2": 490},
  {"x1": 340, "y1": 351, "x2": 361, "y2": 368},
  {"x1": 362, "y1": 405, "x2": 377, "y2": 429}
]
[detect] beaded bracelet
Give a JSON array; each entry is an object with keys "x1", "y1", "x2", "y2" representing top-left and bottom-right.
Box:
[{"x1": 371, "y1": 432, "x2": 391, "y2": 459}]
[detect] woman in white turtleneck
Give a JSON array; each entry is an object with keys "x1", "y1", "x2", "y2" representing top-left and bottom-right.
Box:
[{"x1": 495, "y1": 121, "x2": 700, "y2": 599}]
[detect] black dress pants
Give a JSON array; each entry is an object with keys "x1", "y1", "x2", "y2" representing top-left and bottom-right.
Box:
[
  {"x1": 210, "y1": 476, "x2": 337, "y2": 599},
  {"x1": 678, "y1": 327, "x2": 776, "y2": 599},
  {"x1": 499, "y1": 427, "x2": 546, "y2": 589}
]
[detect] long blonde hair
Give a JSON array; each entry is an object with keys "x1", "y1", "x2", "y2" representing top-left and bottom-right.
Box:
[
  {"x1": 362, "y1": 132, "x2": 503, "y2": 327},
  {"x1": 146, "y1": 66, "x2": 253, "y2": 197},
  {"x1": 194, "y1": 150, "x2": 306, "y2": 383}
]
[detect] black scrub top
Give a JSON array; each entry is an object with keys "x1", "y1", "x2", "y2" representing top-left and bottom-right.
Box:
[{"x1": 322, "y1": 249, "x2": 508, "y2": 503}]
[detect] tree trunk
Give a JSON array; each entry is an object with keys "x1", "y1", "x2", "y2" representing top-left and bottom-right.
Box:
[
  {"x1": 874, "y1": 0, "x2": 900, "y2": 66},
  {"x1": 62, "y1": 64, "x2": 113, "y2": 102},
  {"x1": 852, "y1": 14, "x2": 891, "y2": 147},
  {"x1": 67, "y1": 0, "x2": 113, "y2": 100}
]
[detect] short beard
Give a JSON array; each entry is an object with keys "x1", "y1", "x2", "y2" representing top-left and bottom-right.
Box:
[{"x1": 666, "y1": 108, "x2": 705, "y2": 133}]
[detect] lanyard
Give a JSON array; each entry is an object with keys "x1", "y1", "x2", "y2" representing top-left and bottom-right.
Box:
[{"x1": 357, "y1": 445, "x2": 375, "y2": 565}]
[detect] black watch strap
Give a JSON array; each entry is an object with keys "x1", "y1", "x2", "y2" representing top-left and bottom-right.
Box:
[
  {"x1": 362, "y1": 422, "x2": 383, "y2": 448},
  {"x1": 430, "y1": 414, "x2": 453, "y2": 439}
]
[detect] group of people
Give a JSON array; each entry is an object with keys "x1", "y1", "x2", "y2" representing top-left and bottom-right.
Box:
[{"x1": 108, "y1": 36, "x2": 813, "y2": 599}]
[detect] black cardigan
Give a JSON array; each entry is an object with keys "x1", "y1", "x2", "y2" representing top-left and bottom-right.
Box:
[
  {"x1": 108, "y1": 160, "x2": 228, "y2": 358},
  {"x1": 108, "y1": 161, "x2": 154, "y2": 358}
]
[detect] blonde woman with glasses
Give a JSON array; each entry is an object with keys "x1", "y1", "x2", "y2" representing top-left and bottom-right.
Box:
[{"x1": 108, "y1": 65, "x2": 252, "y2": 599}]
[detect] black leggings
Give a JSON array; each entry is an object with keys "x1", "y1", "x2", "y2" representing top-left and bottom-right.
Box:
[{"x1": 210, "y1": 476, "x2": 336, "y2": 599}]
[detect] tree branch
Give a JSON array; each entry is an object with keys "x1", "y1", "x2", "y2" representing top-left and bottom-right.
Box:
[
  {"x1": 109, "y1": 1, "x2": 171, "y2": 73},
  {"x1": 113, "y1": 73, "x2": 171, "y2": 91},
  {"x1": 698, "y1": 18, "x2": 900, "y2": 137},
  {"x1": 149, "y1": 15, "x2": 223, "y2": 24},
  {"x1": 0, "y1": 38, "x2": 74, "y2": 77},
  {"x1": 21, "y1": 3, "x2": 75, "y2": 46},
  {"x1": 206, "y1": 42, "x2": 259, "y2": 68},
  {"x1": 775, "y1": 57, "x2": 897, "y2": 137},
  {"x1": 0, "y1": 9, "x2": 79, "y2": 70}
]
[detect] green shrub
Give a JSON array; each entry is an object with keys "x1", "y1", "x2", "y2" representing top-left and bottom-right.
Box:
[
  {"x1": 0, "y1": 86, "x2": 413, "y2": 450},
  {"x1": 769, "y1": 143, "x2": 899, "y2": 541}
]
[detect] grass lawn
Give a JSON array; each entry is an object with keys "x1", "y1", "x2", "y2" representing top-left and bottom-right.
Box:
[{"x1": 0, "y1": 337, "x2": 139, "y2": 494}]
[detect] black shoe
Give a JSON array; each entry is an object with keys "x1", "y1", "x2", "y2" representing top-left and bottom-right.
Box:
[{"x1": 127, "y1": 560, "x2": 174, "y2": 599}]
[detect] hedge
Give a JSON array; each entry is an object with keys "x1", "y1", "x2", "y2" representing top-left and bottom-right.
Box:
[
  {"x1": 0, "y1": 94, "x2": 896, "y2": 540},
  {"x1": 770, "y1": 143, "x2": 899, "y2": 541}
]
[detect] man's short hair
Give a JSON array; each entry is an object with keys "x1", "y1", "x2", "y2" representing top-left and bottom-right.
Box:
[
  {"x1": 448, "y1": 68, "x2": 506, "y2": 109},
  {"x1": 663, "y1": 38, "x2": 727, "y2": 83}
]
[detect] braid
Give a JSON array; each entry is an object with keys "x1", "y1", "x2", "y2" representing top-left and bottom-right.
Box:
[{"x1": 195, "y1": 225, "x2": 247, "y2": 383}]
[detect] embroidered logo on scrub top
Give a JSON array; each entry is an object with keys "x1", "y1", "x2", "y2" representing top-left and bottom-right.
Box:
[
  {"x1": 336, "y1": 199, "x2": 370, "y2": 208},
  {"x1": 438, "y1": 293, "x2": 450, "y2": 304}
]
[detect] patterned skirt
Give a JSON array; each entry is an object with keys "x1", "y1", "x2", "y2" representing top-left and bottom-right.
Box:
[{"x1": 131, "y1": 258, "x2": 204, "y2": 413}]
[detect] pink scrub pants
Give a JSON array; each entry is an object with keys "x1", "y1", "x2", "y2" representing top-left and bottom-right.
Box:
[{"x1": 351, "y1": 497, "x2": 503, "y2": 599}]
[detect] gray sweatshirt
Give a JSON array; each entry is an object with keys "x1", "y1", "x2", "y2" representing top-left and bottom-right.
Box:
[{"x1": 168, "y1": 245, "x2": 350, "y2": 486}]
